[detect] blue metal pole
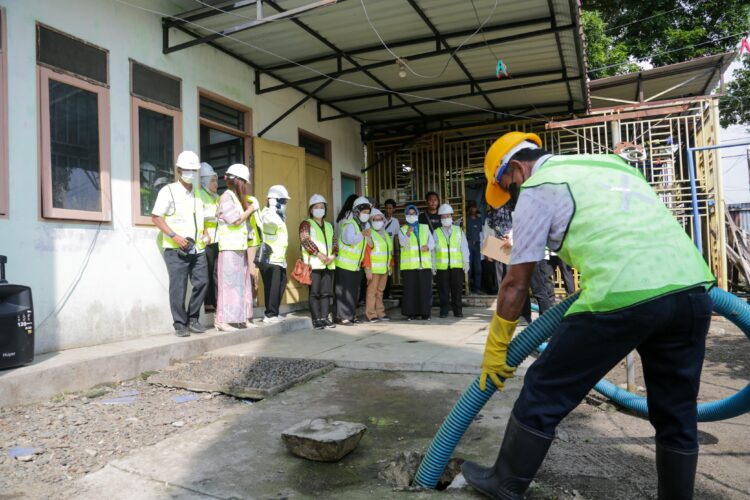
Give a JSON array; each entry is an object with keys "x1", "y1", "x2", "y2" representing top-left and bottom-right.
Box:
[{"x1": 687, "y1": 148, "x2": 702, "y2": 253}]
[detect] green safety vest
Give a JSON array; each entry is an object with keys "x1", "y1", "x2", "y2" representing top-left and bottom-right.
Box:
[
  {"x1": 303, "y1": 219, "x2": 335, "y2": 270},
  {"x1": 336, "y1": 219, "x2": 366, "y2": 271},
  {"x1": 435, "y1": 226, "x2": 464, "y2": 270},
  {"x1": 197, "y1": 187, "x2": 219, "y2": 250},
  {"x1": 522, "y1": 154, "x2": 715, "y2": 316},
  {"x1": 216, "y1": 190, "x2": 249, "y2": 252},
  {"x1": 263, "y1": 210, "x2": 288, "y2": 266},
  {"x1": 161, "y1": 183, "x2": 204, "y2": 250},
  {"x1": 370, "y1": 230, "x2": 392, "y2": 275},
  {"x1": 400, "y1": 224, "x2": 432, "y2": 270}
]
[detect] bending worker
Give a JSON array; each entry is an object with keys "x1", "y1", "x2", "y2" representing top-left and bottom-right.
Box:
[{"x1": 462, "y1": 132, "x2": 714, "y2": 500}]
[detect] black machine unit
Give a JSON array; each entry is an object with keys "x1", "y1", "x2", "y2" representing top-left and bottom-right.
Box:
[{"x1": 0, "y1": 256, "x2": 34, "y2": 369}]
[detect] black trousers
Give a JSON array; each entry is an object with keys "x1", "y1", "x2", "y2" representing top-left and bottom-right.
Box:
[
  {"x1": 335, "y1": 268, "x2": 363, "y2": 321},
  {"x1": 203, "y1": 243, "x2": 219, "y2": 309},
  {"x1": 309, "y1": 269, "x2": 333, "y2": 321},
  {"x1": 260, "y1": 264, "x2": 287, "y2": 317},
  {"x1": 530, "y1": 259, "x2": 556, "y2": 314},
  {"x1": 513, "y1": 287, "x2": 712, "y2": 451},
  {"x1": 436, "y1": 268, "x2": 464, "y2": 316},
  {"x1": 163, "y1": 249, "x2": 209, "y2": 329},
  {"x1": 401, "y1": 269, "x2": 433, "y2": 317},
  {"x1": 549, "y1": 255, "x2": 575, "y2": 295}
]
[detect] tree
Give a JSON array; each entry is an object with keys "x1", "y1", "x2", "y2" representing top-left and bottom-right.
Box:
[
  {"x1": 719, "y1": 56, "x2": 750, "y2": 130},
  {"x1": 582, "y1": 11, "x2": 639, "y2": 79},
  {"x1": 582, "y1": 1, "x2": 750, "y2": 126}
]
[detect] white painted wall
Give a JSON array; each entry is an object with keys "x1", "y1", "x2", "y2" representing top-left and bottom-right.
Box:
[{"x1": 0, "y1": 0, "x2": 363, "y2": 353}]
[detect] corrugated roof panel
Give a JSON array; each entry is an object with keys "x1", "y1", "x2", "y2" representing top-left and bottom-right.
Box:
[{"x1": 162, "y1": 0, "x2": 589, "y2": 128}]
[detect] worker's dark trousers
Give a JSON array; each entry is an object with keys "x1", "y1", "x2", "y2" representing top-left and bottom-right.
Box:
[
  {"x1": 436, "y1": 268, "x2": 464, "y2": 316},
  {"x1": 530, "y1": 259, "x2": 556, "y2": 314},
  {"x1": 513, "y1": 287, "x2": 712, "y2": 451},
  {"x1": 163, "y1": 249, "x2": 209, "y2": 330},
  {"x1": 260, "y1": 264, "x2": 287, "y2": 318}
]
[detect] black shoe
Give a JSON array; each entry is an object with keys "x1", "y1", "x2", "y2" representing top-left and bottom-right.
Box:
[
  {"x1": 439, "y1": 313, "x2": 449, "y2": 319},
  {"x1": 379, "y1": 315, "x2": 391, "y2": 321},
  {"x1": 313, "y1": 320, "x2": 326, "y2": 330},
  {"x1": 454, "y1": 312, "x2": 464, "y2": 318},
  {"x1": 462, "y1": 414, "x2": 554, "y2": 500},
  {"x1": 406, "y1": 316, "x2": 416, "y2": 321},
  {"x1": 188, "y1": 320, "x2": 206, "y2": 334},
  {"x1": 656, "y1": 444, "x2": 698, "y2": 500},
  {"x1": 352, "y1": 318, "x2": 363, "y2": 324},
  {"x1": 339, "y1": 319, "x2": 353, "y2": 326},
  {"x1": 175, "y1": 327, "x2": 190, "y2": 338},
  {"x1": 420, "y1": 315, "x2": 431, "y2": 321},
  {"x1": 367, "y1": 317, "x2": 380, "y2": 323},
  {"x1": 325, "y1": 319, "x2": 337, "y2": 329}
]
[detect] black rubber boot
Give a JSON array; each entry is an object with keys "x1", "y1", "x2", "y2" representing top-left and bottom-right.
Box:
[
  {"x1": 462, "y1": 414, "x2": 554, "y2": 500},
  {"x1": 656, "y1": 444, "x2": 698, "y2": 500}
]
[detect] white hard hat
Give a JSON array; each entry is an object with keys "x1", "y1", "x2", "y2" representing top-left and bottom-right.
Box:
[
  {"x1": 199, "y1": 162, "x2": 216, "y2": 178},
  {"x1": 226, "y1": 163, "x2": 250, "y2": 182},
  {"x1": 268, "y1": 185, "x2": 290, "y2": 199},
  {"x1": 353, "y1": 196, "x2": 371, "y2": 210},
  {"x1": 308, "y1": 194, "x2": 327, "y2": 207},
  {"x1": 176, "y1": 151, "x2": 200, "y2": 170},
  {"x1": 370, "y1": 208, "x2": 384, "y2": 219},
  {"x1": 438, "y1": 203, "x2": 454, "y2": 215}
]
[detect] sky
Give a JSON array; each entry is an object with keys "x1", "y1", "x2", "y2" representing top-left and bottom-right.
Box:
[{"x1": 718, "y1": 57, "x2": 750, "y2": 206}]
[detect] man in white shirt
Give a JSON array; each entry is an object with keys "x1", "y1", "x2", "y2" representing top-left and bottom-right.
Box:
[{"x1": 151, "y1": 151, "x2": 210, "y2": 337}]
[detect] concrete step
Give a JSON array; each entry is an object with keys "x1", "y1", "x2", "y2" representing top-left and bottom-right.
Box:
[
  {"x1": 463, "y1": 294, "x2": 497, "y2": 308},
  {"x1": 0, "y1": 316, "x2": 311, "y2": 407}
]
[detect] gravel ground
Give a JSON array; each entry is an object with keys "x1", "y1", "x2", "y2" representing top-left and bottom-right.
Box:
[{"x1": 0, "y1": 374, "x2": 247, "y2": 499}]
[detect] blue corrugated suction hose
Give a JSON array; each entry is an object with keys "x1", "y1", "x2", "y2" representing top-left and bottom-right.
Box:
[{"x1": 413, "y1": 287, "x2": 750, "y2": 489}]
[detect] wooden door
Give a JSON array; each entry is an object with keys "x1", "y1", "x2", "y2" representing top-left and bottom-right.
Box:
[
  {"x1": 305, "y1": 153, "x2": 333, "y2": 209},
  {"x1": 253, "y1": 137, "x2": 307, "y2": 304}
]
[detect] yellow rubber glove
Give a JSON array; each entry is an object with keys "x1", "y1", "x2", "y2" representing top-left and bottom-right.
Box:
[{"x1": 479, "y1": 314, "x2": 518, "y2": 392}]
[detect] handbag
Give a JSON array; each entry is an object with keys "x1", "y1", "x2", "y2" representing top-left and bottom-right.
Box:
[
  {"x1": 252, "y1": 212, "x2": 272, "y2": 268},
  {"x1": 291, "y1": 257, "x2": 312, "y2": 285}
]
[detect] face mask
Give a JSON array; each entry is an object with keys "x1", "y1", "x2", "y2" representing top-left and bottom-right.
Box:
[
  {"x1": 405, "y1": 215, "x2": 418, "y2": 224},
  {"x1": 371, "y1": 220, "x2": 384, "y2": 231},
  {"x1": 359, "y1": 213, "x2": 370, "y2": 223},
  {"x1": 509, "y1": 183, "x2": 520, "y2": 204},
  {"x1": 180, "y1": 171, "x2": 195, "y2": 183},
  {"x1": 312, "y1": 208, "x2": 325, "y2": 219},
  {"x1": 441, "y1": 218, "x2": 453, "y2": 227}
]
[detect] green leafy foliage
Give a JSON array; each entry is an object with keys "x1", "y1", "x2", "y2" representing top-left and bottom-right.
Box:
[
  {"x1": 582, "y1": 0, "x2": 750, "y2": 127},
  {"x1": 719, "y1": 57, "x2": 750, "y2": 130}
]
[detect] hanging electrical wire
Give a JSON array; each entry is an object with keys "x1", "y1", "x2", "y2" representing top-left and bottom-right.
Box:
[
  {"x1": 114, "y1": 0, "x2": 545, "y2": 124},
  {"x1": 359, "y1": 0, "x2": 499, "y2": 79}
]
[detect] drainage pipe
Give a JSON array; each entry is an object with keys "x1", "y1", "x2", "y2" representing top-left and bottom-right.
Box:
[{"x1": 413, "y1": 287, "x2": 750, "y2": 489}]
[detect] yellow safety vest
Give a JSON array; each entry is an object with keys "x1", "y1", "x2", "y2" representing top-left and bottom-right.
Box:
[
  {"x1": 370, "y1": 230, "x2": 392, "y2": 275},
  {"x1": 336, "y1": 219, "x2": 366, "y2": 271},
  {"x1": 399, "y1": 224, "x2": 432, "y2": 270},
  {"x1": 303, "y1": 219, "x2": 335, "y2": 270},
  {"x1": 197, "y1": 187, "x2": 219, "y2": 250},
  {"x1": 245, "y1": 195, "x2": 262, "y2": 248},
  {"x1": 435, "y1": 226, "x2": 464, "y2": 270},
  {"x1": 263, "y1": 211, "x2": 288, "y2": 266},
  {"x1": 216, "y1": 190, "x2": 249, "y2": 251},
  {"x1": 161, "y1": 183, "x2": 204, "y2": 250}
]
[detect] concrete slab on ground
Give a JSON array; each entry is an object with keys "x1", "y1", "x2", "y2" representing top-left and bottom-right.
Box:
[
  {"x1": 76, "y1": 369, "x2": 519, "y2": 499},
  {"x1": 208, "y1": 308, "x2": 531, "y2": 375},
  {"x1": 0, "y1": 316, "x2": 311, "y2": 407}
]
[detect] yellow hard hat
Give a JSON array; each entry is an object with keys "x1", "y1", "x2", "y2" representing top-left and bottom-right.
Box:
[{"x1": 484, "y1": 131, "x2": 543, "y2": 208}]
